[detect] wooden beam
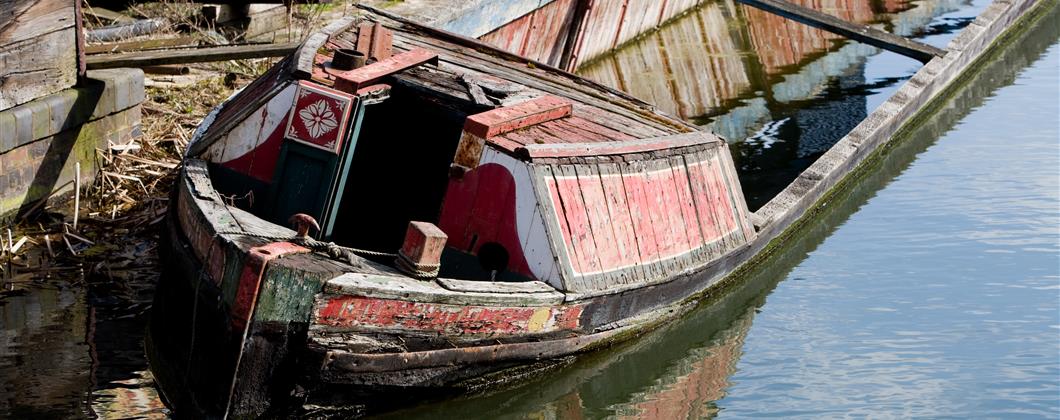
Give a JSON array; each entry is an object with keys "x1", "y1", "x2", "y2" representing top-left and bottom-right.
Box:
[
  {"x1": 86, "y1": 43, "x2": 298, "y2": 69},
  {"x1": 332, "y1": 48, "x2": 439, "y2": 92},
  {"x1": 736, "y1": 0, "x2": 945, "y2": 63},
  {"x1": 85, "y1": 36, "x2": 198, "y2": 55},
  {"x1": 464, "y1": 95, "x2": 573, "y2": 138}
]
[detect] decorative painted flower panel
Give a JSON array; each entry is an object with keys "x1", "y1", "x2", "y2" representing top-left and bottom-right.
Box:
[{"x1": 285, "y1": 81, "x2": 355, "y2": 153}]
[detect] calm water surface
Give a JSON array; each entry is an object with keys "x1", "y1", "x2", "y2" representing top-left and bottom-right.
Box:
[
  {"x1": 0, "y1": 0, "x2": 1056, "y2": 418},
  {"x1": 388, "y1": 2, "x2": 1060, "y2": 419}
]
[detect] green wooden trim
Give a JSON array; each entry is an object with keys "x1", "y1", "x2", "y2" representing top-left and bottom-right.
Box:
[{"x1": 320, "y1": 97, "x2": 366, "y2": 240}]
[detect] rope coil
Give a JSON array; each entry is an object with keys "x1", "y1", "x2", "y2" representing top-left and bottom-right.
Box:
[
  {"x1": 213, "y1": 230, "x2": 440, "y2": 279},
  {"x1": 395, "y1": 250, "x2": 441, "y2": 279}
]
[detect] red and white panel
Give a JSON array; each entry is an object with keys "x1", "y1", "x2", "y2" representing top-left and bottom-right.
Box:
[
  {"x1": 200, "y1": 83, "x2": 297, "y2": 183},
  {"x1": 201, "y1": 80, "x2": 355, "y2": 184},
  {"x1": 438, "y1": 146, "x2": 563, "y2": 287},
  {"x1": 285, "y1": 81, "x2": 355, "y2": 153}
]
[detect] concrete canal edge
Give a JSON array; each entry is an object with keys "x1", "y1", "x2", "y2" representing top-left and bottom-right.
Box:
[
  {"x1": 713, "y1": 0, "x2": 1054, "y2": 296},
  {"x1": 0, "y1": 69, "x2": 145, "y2": 222}
]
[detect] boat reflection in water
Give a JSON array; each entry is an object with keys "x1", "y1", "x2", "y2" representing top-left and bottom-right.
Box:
[
  {"x1": 381, "y1": 1, "x2": 1056, "y2": 418},
  {"x1": 0, "y1": 248, "x2": 167, "y2": 418},
  {"x1": 577, "y1": 0, "x2": 967, "y2": 209}
]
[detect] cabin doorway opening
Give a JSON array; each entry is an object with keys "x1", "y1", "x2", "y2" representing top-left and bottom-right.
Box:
[{"x1": 327, "y1": 84, "x2": 472, "y2": 253}]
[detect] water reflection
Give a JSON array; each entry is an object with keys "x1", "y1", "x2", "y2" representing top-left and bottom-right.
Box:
[
  {"x1": 388, "y1": 3, "x2": 1058, "y2": 418},
  {"x1": 577, "y1": 0, "x2": 972, "y2": 209},
  {"x1": 0, "y1": 242, "x2": 168, "y2": 418}
]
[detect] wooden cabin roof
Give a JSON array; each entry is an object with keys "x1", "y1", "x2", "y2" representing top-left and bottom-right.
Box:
[{"x1": 305, "y1": 7, "x2": 700, "y2": 149}]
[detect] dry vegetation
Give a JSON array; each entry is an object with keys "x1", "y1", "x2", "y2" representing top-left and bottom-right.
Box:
[{"x1": 0, "y1": 0, "x2": 353, "y2": 298}]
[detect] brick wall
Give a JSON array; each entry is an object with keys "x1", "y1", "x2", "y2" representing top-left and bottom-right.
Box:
[{"x1": 0, "y1": 68, "x2": 144, "y2": 221}]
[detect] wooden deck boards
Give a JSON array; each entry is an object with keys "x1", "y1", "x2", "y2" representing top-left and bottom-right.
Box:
[{"x1": 315, "y1": 11, "x2": 694, "y2": 145}]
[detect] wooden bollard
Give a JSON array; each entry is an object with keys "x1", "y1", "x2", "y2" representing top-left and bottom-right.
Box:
[{"x1": 396, "y1": 221, "x2": 447, "y2": 278}]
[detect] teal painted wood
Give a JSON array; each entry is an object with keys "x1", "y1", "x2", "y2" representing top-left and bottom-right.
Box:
[
  {"x1": 266, "y1": 141, "x2": 340, "y2": 227},
  {"x1": 320, "y1": 97, "x2": 366, "y2": 240}
]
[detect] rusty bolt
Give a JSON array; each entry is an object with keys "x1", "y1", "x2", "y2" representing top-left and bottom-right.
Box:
[{"x1": 288, "y1": 213, "x2": 320, "y2": 239}]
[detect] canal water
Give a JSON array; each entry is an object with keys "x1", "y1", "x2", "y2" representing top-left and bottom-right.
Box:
[
  {"x1": 1, "y1": 0, "x2": 1056, "y2": 418},
  {"x1": 385, "y1": 1, "x2": 1060, "y2": 418}
]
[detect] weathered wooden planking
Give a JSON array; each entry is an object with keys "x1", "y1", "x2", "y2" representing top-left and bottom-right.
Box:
[
  {"x1": 438, "y1": 278, "x2": 558, "y2": 294},
  {"x1": 669, "y1": 155, "x2": 705, "y2": 255},
  {"x1": 84, "y1": 36, "x2": 198, "y2": 54},
  {"x1": 331, "y1": 47, "x2": 438, "y2": 92},
  {"x1": 325, "y1": 272, "x2": 564, "y2": 306},
  {"x1": 530, "y1": 164, "x2": 579, "y2": 289},
  {"x1": 520, "y1": 0, "x2": 577, "y2": 65},
  {"x1": 293, "y1": 17, "x2": 356, "y2": 79},
  {"x1": 86, "y1": 42, "x2": 298, "y2": 69},
  {"x1": 620, "y1": 159, "x2": 665, "y2": 282},
  {"x1": 531, "y1": 143, "x2": 754, "y2": 294},
  {"x1": 0, "y1": 27, "x2": 78, "y2": 110},
  {"x1": 389, "y1": 31, "x2": 681, "y2": 136},
  {"x1": 364, "y1": 8, "x2": 692, "y2": 135},
  {"x1": 597, "y1": 162, "x2": 648, "y2": 284},
  {"x1": 573, "y1": 163, "x2": 629, "y2": 286},
  {"x1": 551, "y1": 164, "x2": 602, "y2": 284},
  {"x1": 520, "y1": 130, "x2": 716, "y2": 159},
  {"x1": 464, "y1": 95, "x2": 573, "y2": 138},
  {"x1": 650, "y1": 157, "x2": 693, "y2": 269},
  {"x1": 478, "y1": 10, "x2": 533, "y2": 58},
  {"x1": 313, "y1": 292, "x2": 583, "y2": 337},
  {"x1": 0, "y1": 0, "x2": 74, "y2": 45},
  {"x1": 479, "y1": 0, "x2": 577, "y2": 65},
  {"x1": 716, "y1": 143, "x2": 756, "y2": 241},
  {"x1": 572, "y1": 0, "x2": 624, "y2": 67},
  {"x1": 83, "y1": 6, "x2": 135, "y2": 25},
  {"x1": 684, "y1": 148, "x2": 724, "y2": 247}
]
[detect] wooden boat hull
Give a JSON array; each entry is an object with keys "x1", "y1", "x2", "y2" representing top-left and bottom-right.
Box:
[
  {"x1": 147, "y1": 0, "x2": 1044, "y2": 416},
  {"x1": 148, "y1": 158, "x2": 752, "y2": 416}
]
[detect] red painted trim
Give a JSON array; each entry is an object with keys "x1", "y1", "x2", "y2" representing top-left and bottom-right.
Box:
[
  {"x1": 331, "y1": 48, "x2": 439, "y2": 92},
  {"x1": 231, "y1": 242, "x2": 309, "y2": 330},
  {"x1": 464, "y1": 95, "x2": 574, "y2": 139},
  {"x1": 315, "y1": 295, "x2": 583, "y2": 335},
  {"x1": 521, "y1": 131, "x2": 719, "y2": 159}
]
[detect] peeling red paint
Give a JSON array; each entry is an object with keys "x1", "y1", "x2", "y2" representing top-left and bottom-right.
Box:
[
  {"x1": 316, "y1": 296, "x2": 583, "y2": 336},
  {"x1": 464, "y1": 96, "x2": 573, "y2": 139},
  {"x1": 231, "y1": 242, "x2": 309, "y2": 330},
  {"x1": 331, "y1": 48, "x2": 439, "y2": 92}
]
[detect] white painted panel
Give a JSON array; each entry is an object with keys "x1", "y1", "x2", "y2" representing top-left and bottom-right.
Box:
[
  {"x1": 202, "y1": 84, "x2": 296, "y2": 163},
  {"x1": 479, "y1": 147, "x2": 562, "y2": 287}
]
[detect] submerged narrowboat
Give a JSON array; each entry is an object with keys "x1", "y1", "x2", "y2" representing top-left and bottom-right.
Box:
[{"x1": 150, "y1": 6, "x2": 763, "y2": 418}]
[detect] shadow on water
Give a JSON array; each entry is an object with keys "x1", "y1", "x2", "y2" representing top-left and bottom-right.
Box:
[{"x1": 378, "y1": 4, "x2": 1059, "y2": 418}]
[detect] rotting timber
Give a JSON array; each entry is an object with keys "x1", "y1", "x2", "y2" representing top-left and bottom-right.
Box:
[{"x1": 149, "y1": 0, "x2": 1046, "y2": 417}]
